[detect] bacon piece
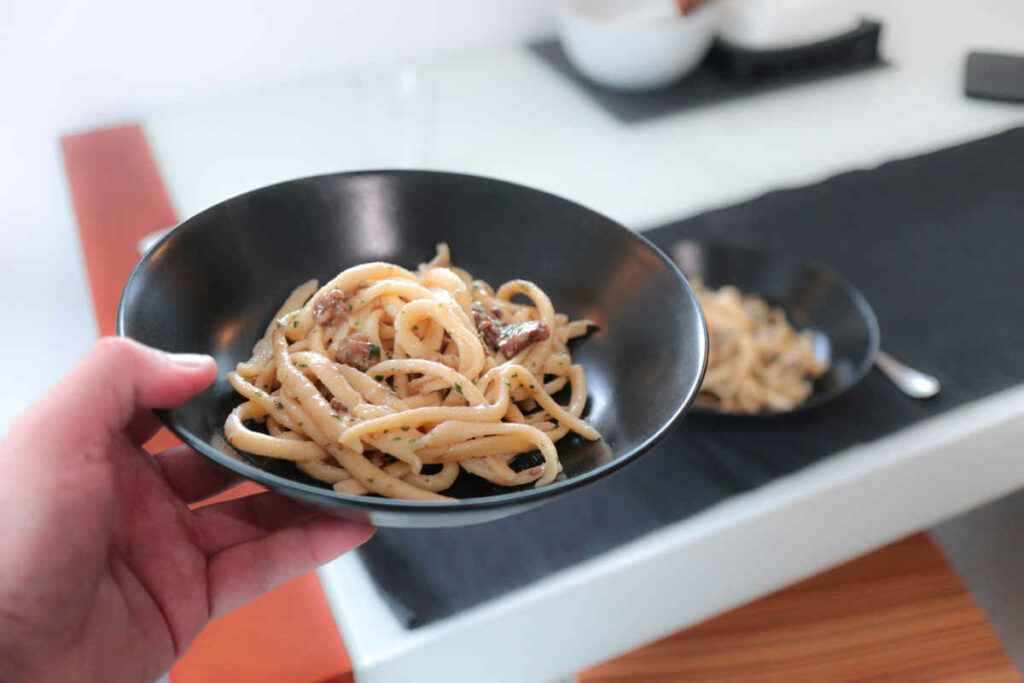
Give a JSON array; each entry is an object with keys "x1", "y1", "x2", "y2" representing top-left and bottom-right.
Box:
[
  {"x1": 472, "y1": 302, "x2": 550, "y2": 357},
  {"x1": 367, "y1": 451, "x2": 393, "y2": 469},
  {"x1": 497, "y1": 321, "x2": 550, "y2": 358},
  {"x1": 471, "y1": 302, "x2": 503, "y2": 350},
  {"x1": 313, "y1": 290, "x2": 348, "y2": 326},
  {"x1": 333, "y1": 333, "x2": 379, "y2": 371}
]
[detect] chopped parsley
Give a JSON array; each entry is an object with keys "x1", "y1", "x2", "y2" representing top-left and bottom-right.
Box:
[
  {"x1": 401, "y1": 426, "x2": 410, "y2": 431},
  {"x1": 296, "y1": 362, "x2": 308, "y2": 369},
  {"x1": 374, "y1": 375, "x2": 384, "y2": 382},
  {"x1": 454, "y1": 383, "x2": 464, "y2": 395},
  {"x1": 369, "y1": 343, "x2": 381, "y2": 358},
  {"x1": 393, "y1": 436, "x2": 402, "y2": 441},
  {"x1": 273, "y1": 400, "x2": 284, "y2": 410},
  {"x1": 291, "y1": 319, "x2": 299, "y2": 328}
]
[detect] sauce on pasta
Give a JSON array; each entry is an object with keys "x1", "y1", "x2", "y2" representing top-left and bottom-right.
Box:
[{"x1": 224, "y1": 244, "x2": 600, "y2": 501}]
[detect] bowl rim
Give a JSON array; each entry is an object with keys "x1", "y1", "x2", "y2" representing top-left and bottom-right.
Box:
[
  {"x1": 117, "y1": 169, "x2": 708, "y2": 513},
  {"x1": 673, "y1": 237, "x2": 881, "y2": 418}
]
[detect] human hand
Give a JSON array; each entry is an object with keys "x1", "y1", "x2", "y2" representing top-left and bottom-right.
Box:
[{"x1": 1, "y1": 338, "x2": 374, "y2": 682}]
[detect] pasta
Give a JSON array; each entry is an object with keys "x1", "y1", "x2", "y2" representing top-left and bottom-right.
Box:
[
  {"x1": 224, "y1": 243, "x2": 600, "y2": 501},
  {"x1": 694, "y1": 279, "x2": 828, "y2": 414}
]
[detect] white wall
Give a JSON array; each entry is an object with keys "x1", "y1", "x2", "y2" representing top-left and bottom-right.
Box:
[{"x1": 3, "y1": 0, "x2": 556, "y2": 133}]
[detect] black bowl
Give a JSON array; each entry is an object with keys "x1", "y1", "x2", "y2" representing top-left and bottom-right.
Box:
[
  {"x1": 664, "y1": 238, "x2": 879, "y2": 415},
  {"x1": 118, "y1": 171, "x2": 707, "y2": 527}
]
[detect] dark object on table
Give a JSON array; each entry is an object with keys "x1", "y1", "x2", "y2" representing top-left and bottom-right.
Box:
[
  {"x1": 710, "y1": 20, "x2": 883, "y2": 79},
  {"x1": 669, "y1": 239, "x2": 879, "y2": 416},
  {"x1": 529, "y1": 20, "x2": 884, "y2": 124},
  {"x1": 358, "y1": 126, "x2": 1024, "y2": 627},
  {"x1": 965, "y1": 51, "x2": 1024, "y2": 103},
  {"x1": 117, "y1": 170, "x2": 707, "y2": 528}
]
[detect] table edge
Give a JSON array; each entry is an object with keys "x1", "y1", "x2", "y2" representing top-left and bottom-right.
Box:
[{"x1": 321, "y1": 383, "x2": 1024, "y2": 682}]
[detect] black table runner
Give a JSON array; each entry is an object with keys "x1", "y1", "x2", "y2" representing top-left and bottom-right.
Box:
[{"x1": 356, "y1": 126, "x2": 1024, "y2": 627}]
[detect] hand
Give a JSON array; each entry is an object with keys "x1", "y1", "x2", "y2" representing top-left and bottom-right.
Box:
[{"x1": 1, "y1": 338, "x2": 373, "y2": 682}]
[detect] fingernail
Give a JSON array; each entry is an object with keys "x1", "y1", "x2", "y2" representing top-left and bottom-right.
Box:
[{"x1": 166, "y1": 352, "x2": 215, "y2": 369}]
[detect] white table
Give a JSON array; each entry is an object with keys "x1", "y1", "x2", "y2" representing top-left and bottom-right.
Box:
[{"x1": 139, "y1": 1, "x2": 1024, "y2": 680}]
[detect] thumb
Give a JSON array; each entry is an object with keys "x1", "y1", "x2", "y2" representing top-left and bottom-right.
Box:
[{"x1": 11, "y1": 337, "x2": 217, "y2": 451}]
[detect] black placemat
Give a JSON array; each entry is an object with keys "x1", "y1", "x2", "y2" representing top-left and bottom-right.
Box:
[
  {"x1": 356, "y1": 125, "x2": 1024, "y2": 627},
  {"x1": 529, "y1": 22, "x2": 886, "y2": 124}
]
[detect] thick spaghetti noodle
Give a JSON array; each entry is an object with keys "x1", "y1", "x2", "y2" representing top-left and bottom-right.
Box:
[
  {"x1": 224, "y1": 244, "x2": 600, "y2": 501},
  {"x1": 694, "y1": 279, "x2": 828, "y2": 414}
]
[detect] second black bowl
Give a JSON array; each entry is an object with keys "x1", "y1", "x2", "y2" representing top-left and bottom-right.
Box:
[
  {"x1": 664, "y1": 238, "x2": 880, "y2": 415},
  {"x1": 118, "y1": 171, "x2": 707, "y2": 527}
]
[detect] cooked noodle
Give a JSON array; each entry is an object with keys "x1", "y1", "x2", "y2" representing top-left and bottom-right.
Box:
[
  {"x1": 224, "y1": 244, "x2": 600, "y2": 501},
  {"x1": 694, "y1": 279, "x2": 828, "y2": 414}
]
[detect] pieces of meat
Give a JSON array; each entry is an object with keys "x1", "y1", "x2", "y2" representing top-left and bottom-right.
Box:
[
  {"x1": 471, "y1": 302, "x2": 503, "y2": 349},
  {"x1": 367, "y1": 451, "x2": 393, "y2": 469},
  {"x1": 333, "y1": 333, "x2": 379, "y2": 371},
  {"x1": 313, "y1": 290, "x2": 348, "y2": 326},
  {"x1": 497, "y1": 321, "x2": 550, "y2": 358},
  {"x1": 472, "y1": 302, "x2": 550, "y2": 358}
]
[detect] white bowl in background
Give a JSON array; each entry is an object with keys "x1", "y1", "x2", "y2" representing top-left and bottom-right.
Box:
[{"x1": 557, "y1": 0, "x2": 722, "y2": 92}]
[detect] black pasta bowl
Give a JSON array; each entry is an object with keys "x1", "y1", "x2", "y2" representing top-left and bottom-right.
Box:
[
  {"x1": 663, "y1": 238, "x2": 880, "y2": 416},
  {"x1": 118, "y1": 171, "x2": 707, "y2": 527}
]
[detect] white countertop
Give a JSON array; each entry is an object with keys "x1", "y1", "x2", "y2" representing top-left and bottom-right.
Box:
[
  {"x1": 147, "y1": 0, "x2": 1024, "y2": 232},
  {"x1": 78, "y1": 0, "x2": 1024, "y2": 679}
]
